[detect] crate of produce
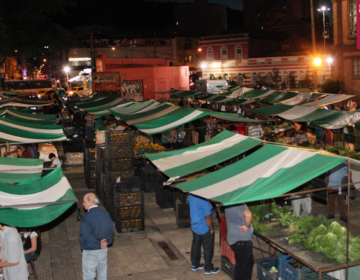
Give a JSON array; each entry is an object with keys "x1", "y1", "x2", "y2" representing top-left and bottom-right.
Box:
[
  {"x1": 221, "y1": 238, "x2": 235, "y2": 264},
  {"x1": 301, "y1": 270, "x2": 337, "y2": 280},
  {"x1": 115, "y1": 218, "x2": 145, "y2": 233},
  {"x1": 106, "y1": 145, "x2": 134, "y2": 159},
  {"x1": 114, "y1": 192, "x2": 144, "y2": 207},
  {"x1": 85, "y1": 147, "x2": 96, "y2": 160},
  {"x1": 279, "y1": 256, "x2": 309, "y2": 280},
  {"x1": 114, "y1": 205, "x2": 144, "y2": 220},
  {"x1": 88, "y1": 160, "x2": 96, "y2": 170},
  {"x1": 104, "y1": 169, "x2": 135, "y2": 184},
  {"x1": 257, "y1": 258, "x2": 279, "y2": 280},
  {"x1": 105, "y1": 131, "x2": 133, "y2": 145},
  {"x1": 105, "y1": 158, "x2": 134, "y2": 171},
  {"x1": 87, "y1": 179, "x2": 96, "y2": 189},
  {"x1": 221, "y1": 256, "x2": 235, "y2": 279},
  {"x1": 115, "y1": 177, "x2": 144, "y2": 193}
]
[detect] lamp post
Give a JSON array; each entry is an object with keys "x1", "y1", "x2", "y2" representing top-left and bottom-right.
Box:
[
  {"x1": 326, "y1": 57, "x2": 333, "y2": 79},
  {"x1": 313, "y1": 57, "x2": 322, "y2": 92},
  {"x1": 64, "y1": 66, "x2": 70, "y2": 89},
  {"x1": 317, "y1": 6, "x2": 331, "y2": 54}
]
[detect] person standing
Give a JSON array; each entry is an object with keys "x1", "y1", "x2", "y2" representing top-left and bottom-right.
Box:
[
  {"x1": 225, "y1": 204, "x2": 254, "y2": 280},
  {"x1": 80, "y1": 193, "x2": 115, "y2": 280},
  {"x1": 323, "y1": 129, "x2": 333, "y2": 146},
  {"x1": 0, "y1": 224, "x2": 29, "y2": 280},
  {"x1": 247, "y1": 123, "x2": 264, "y2": 139},
  {"x1": 289, "y1": 182, "x2": 312, "y2": 217},
  {"x1": 188, "y1": 194, "x2": 219, "y2": 275}
]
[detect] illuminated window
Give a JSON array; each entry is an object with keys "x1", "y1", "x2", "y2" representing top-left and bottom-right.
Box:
[
  {"x1": 221, "y1": 46, "x2": 228, "y2": 60},
  {"x1": 350, "y1": 0, "x2": 357, "y2": 35},
  {"x1": 207, "y1": 47, "x2": 214, "y2": 61},
  {"x1": 235, "y1": 45, "x2": 242, "y2": 60}
]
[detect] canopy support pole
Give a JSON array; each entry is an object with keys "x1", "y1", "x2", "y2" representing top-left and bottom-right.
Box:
[{"x1": 346, "y1": 159, "x2": 351, "y2": 280}]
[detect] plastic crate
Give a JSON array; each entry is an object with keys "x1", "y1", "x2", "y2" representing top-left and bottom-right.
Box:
[
  {"x1": 106, "y1": 145, "x2": 134, "y2": 159},
  {"x1": 114, "y1": 192, "x2": 144, "y2": 207},
  {"x1": 114, "y1": 205, "x2": 144, "y2": 220},
  {"x1": 257, "y1": 258, "x2": 279, "y2": 280},
  {"x1": 115, "y1": 177, "x2": 144, "y2": 193},
  {"x1": 220, "y1": 218, "x2": 227, "y2": 240},
  {"x1": 221, "y1": 256, "x2": 235, "y2": 279},
  {"x1": 87, "y1": 179, "x2": 96, "y2": 189},
  {"x1": 279, "y1": 256, "x2": 309, "y2": 280},
  {"x1": 155, "y1": 184, "x2": 174, "y2": 209},
  {"x1": 105, "y1": 158, "x2": 134, "y2": 171},
  {"x1": 105, "y1": 131, "x2": 133, "y2": 145},
  {"x1": 301, "y1": 270, "x2": 337, "y2": 280},
  {"x1": 105, "y1": 169, "x2": 135, "y2": 183},
  {"x1": 220, "y1": 238, "x2": 235, "y2": 264},
  {"x1": 115, "y1": 218, "x2": 145, "y2": 233}
]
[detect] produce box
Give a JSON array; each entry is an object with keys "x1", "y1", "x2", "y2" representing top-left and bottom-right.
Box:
[
  {"x1": 114, "y1": 192, "x2": 144, "y2": 207},
  {"x1": 115, "y1": 218, "x2": 145, "y2": 233},
  {"x1": 115, "y1": 177, "x2": 144, "y2": 193},
  {"x1": 257, "y1": 258, "x2": 279, "y2": 280},
  {"x1": 114, "y1": 205, "x2": 144, "y2": 220},
  {"x1": 105, "y1": 131, "x2": 133, "y2": 145},
  {"x1": 279, "y1": 256, "x2": 309, "y2": 280},
  {"x1": 64, "y1": 152, "x2": 84, "y2": 165},
  {"x1": 105, "y1": 158, "x2": 134, "y2": 171},
  {"x1": 104, "y1": 169, "x2": 135, "y2": 184},
  {"x1": 106, "y1": 145, "x2": 134, "y2": 159},
  {"x1": 301, "y1": 270, "x2": 337, "y2": 280},
  {"x1": 221, "y1": 256, "x2": 235, "y2": 279}
]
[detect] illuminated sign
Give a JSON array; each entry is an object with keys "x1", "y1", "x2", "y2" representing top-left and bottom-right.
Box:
[{"x1": 68, "y1": 57, "x2": 91, "y2": 62}]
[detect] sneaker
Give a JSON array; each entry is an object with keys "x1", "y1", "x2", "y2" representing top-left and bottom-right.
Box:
[
  {"x1": 205, "y1": 267, "x2": 220, "y2": 275},
  {"x1": 191, "y1": 263, "x2": 204, "y2": 272}
]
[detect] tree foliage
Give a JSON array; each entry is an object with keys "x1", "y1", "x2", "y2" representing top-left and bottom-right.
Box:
[
  {"x1": 321, "y1": 79, "x2": 344, "y2": 94},
  {"x1": 0, "y1": 0, "x2": 76, "y2": 65}
]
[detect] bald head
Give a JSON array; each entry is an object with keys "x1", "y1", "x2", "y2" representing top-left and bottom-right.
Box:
[{"x1": 83, "y1": 193, "x2": 99, "y2": 211}]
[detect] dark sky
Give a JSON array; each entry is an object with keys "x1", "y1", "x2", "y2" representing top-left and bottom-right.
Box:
[{"x1": 155, "y1": 0, "x2": 242, "y2": 10}]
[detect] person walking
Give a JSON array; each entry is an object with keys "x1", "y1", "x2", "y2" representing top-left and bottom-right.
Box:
[
  {"x1": 188, "y1": 194, "x2": 219, "y2": 275},
  {"x1": 0, "y1": 224, "x2": 29, "y2": 280},
  {"x1": 225, "y1": 204, "x2": 254, "y2": 280},
  {"x1": 80, "y1": 193, "x2": 115, "y2": 280}
]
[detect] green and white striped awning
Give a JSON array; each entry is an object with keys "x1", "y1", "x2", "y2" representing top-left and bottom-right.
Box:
[
  {"x1": 80, "y1": 98, "x2": 129, "y2": 111},
  {"x1": 133, "y1": 107, "x2": 209, "y2": 135},
  {"x1": 241, "y1": 89, "x2": 273, "y2": 99},
  {"x1": 146, "y1": 131, "x2": 262, "y2": 178},
  {"x1": 218, "y1": 86, "x2": 243, "y2": 96},
  {"x1": 251, "y1": 104, "x2": 360, "y2": 129},
  {"x1": 111, "y1": 100, "x2": 160, "y2": 117},
  {"x1": 0, "y1": 168, "x2": 78, "y2": 227},
  {"x1": 260, "y1": 92, "x2": 299, "y2": 104},
  {"x1": 0, "y1": 115, "x2": 67, "y2": 143},
  {"x1": 175, "y1": 144, "x2": 347, "y2": 205},
  {"x1": 0, "y1": 157, "x2": 44, "y2": 182},
  {"x1": 5, "y1": 109, "x2": 57, "y2": 123},
  {"x1": 302, "y1": 94, "x2": 355, "y2": 107},
  {"x1": 85, "y1": 100, "x2": 134, "y2": 119},
  {"x1": 156, "y1": 89, "x2": 203, "y2": 97},
  {"x1": 0, "y1": 97, "x2": 51, "y2": 108},
  {"x1": 281, "y1": 92, "x2": 326, "y2": 105},
  {"x1": 121, "y1": 103, "x2": 179, "y2": 125},
  {"x1": 208, "y1": 111, "x2": 266, "y2": 123}
]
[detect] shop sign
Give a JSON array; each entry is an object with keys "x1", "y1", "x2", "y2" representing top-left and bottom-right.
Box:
[{"x1": 92, "y1": 72, "x2": 121, "y2": 93}]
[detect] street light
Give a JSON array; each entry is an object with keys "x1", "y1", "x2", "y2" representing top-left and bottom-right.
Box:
[
  {"x1": 317, "y1": 6, "x2": 331, "y2": 54},
  {"x1": 64, "y1": 66, "x2": 70, "y2": 87},
  {"x1": 200, "y1": 62, "x2": 207, "y2": 69},
  {"x1": 313, "y1": 58, "x2": 322, "y2": 92}
]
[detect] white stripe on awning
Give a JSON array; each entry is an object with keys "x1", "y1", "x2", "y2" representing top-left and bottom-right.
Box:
[
  {"x1": 127, "y1": 106, "x2": 179, "y2": 125},
  {"x1": 0, "y1": 164, "x2": 43, "y2": 173},
  {"x1": 277, "y1": 106, "x2": 318, "y2": 119},
  {"x1": 130, "y1": 101, "x2": 159, "y2": 114},
  {"x1": 192, "y1": 149, "x2": 315, "y2": 198},
  {"x1": 0, "y1": 120, "x2": 63, "y2": 134},
  {"x1": 0, "y1": 132, "x2": 67, "y2": 143}
]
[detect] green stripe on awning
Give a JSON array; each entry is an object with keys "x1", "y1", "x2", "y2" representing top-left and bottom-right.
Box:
[
  {"x1": 260, "y1": 91, "x2": 298, "y2": 104},
  {"x1": 147, "y1": 130, "x2": 262, "y2": 178},
  {"x1": 175, "y1": 144, "x2": 347, "y2": 205},
  {"x1": 110, "y1": 100, "x2": 159, "y2": 117},
  {"x1": 208, "y1": 111, "x2": 266, "y2": 123},
  {"x1": 0, "y1": 157, "x2": 44, "y2": 182},
  {"x1": 6, "y1": 109, "x2": 57, "y2": 120}
]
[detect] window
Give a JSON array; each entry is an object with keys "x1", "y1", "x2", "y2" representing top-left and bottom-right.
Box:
[
  {"x1": 184, "y1": 42, "x2": 193, "y2": 50},
  {"x1": 300, "y1": 71, "x2": 305, "y2": 80},
  {"x1": 252, "y1": 72, "x2": 258, "y2": 84},
  {"x1": 350, "y1": 0, "x2": 357, "y2": 35},
  {"x1": 353, "y1": 58, "x2": 360, "y2": 76},
  {"x1": 207, "y1": 47, "x2": 214, "y2": 61},
  {"x1": 185, "y1": 55, "x2": 192, "y2": 63},
  {"x1": 221, "y1": 46, "x2": 228, "y2": 60},
  {"x1": 235, "y1": 45, "x2": 242, "y2": 60}
]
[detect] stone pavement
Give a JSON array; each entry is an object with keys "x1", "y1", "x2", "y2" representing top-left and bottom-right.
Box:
[{"x1": 33, "y1": 165, "x2": 265, "y2": 280}]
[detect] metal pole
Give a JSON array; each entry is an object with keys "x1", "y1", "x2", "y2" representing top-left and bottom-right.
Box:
[
  {"x1": 323, "y1": 11, "x2": 326, "y2": 54},
  {"x1": 310, "y1": 0, "x2": 318, "y2": 92},
  {"x1": 346, "y1": 159, "x2": 350, "y2": 280}
]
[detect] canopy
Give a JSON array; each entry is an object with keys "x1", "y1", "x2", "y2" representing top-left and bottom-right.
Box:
[
  {"x1": 0, "y1": 116, "x2": 67, "y2": 143},
  {"x1": 302, "y1": 94, "x2": 355, "y2": 107},
  {"x1": 0, "y1": 157, "x2": 44, "y2": 182},
  {"x1": 68, "y1": 96, "x2": 105, "y2": 110},
  {"x1": 241, "y1": 89, "x2": 273, "y2": 99},
  {"x1": 156, "y1": 89, "x2": 202, "y2": 97},
  {"x1": 174, "y1": 144, "x2": 347, "y2": 206},
  {"x1": 251, "y1": 104, "x2": 360, "y2": 129},
  {"x1": 0, "y1": 168, "x2": 78, "y2": 227},
  {"x1": 133, "y1": 107, "x2": 209, "y2": 135},
  {"x1": 281, "y1": 92, "x2": 326, "y2": 106},
  {"x1": 5, "y1": 109, "x2": 57, "y2": 122},
  {"x1": 111, "y1": 100, "x2": 160, "y2": 117},
  {"x1": 80, "y1": 98, "x2": 129, "y2": 111},
  {"x1": 208, "y1": 111, "x2": 266, "y2": 123},
  {"x1": 1, "y1": 114, "x2": 56, "y2": 125},
  {"x1": 121, "y1": 103, "x2": 179, "y2": 125},
  {"x1": 85, "y1": 100, "x2": 134, "y2": 119},
  {"x1": 260, "y1": 91, "x2": 298, "y2": 104},
  {"x1": 0, "y1": 97, "x2": 51, "y2": 108},
  {"x1": 146, "y1": 130, "x2": 262, "y2": 178},
  {"x1": 217, "y1": 86, "x2": 243, "y2": 96}
]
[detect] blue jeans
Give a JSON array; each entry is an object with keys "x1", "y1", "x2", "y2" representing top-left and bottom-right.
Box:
[
  {"x1": 82, "y1": 248, "x2": 108, "y2": 280},
  {"x1": 191, "y1": 230, "x2": 214, "y2": 271}
]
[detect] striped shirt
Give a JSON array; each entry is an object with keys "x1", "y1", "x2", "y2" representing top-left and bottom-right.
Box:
[{"x1": 247, "y1": 124, "x2": 264, "y2": 139}]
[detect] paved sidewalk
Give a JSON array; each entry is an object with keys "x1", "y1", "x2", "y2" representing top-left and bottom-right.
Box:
[{"x1": 34, "y1": 165, "x2": 264, "y2": 280}]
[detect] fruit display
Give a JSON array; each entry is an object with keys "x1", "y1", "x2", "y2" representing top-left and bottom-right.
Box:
[{"x1": 134, "y1": 142, "x2": 166, "y2": 155}]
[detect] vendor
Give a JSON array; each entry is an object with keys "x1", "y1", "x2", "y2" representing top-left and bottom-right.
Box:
[{"x1": 323, "y1": 129, "x2": 333, "y2": 146}]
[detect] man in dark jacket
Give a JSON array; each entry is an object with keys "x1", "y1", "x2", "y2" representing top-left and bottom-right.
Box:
[{"x1": 80, "y1": 193, "x2": 114, "y2": 280}]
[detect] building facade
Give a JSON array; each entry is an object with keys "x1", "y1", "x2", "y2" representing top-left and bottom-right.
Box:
[
  {"x1": 199, "y1": 33, "x2": 330, "y2": 87},
  {"x1": 332, "y1": 0, "x2": 360, "y2": 96}
]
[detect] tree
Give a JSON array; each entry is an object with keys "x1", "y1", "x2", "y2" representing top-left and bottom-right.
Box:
[
  {"x1": 321, "y1": 79, "x2": 344, "y2": 93},
  {"x1": 271, "y1": 68, "x2": 281, "y2": 86},
  {"x1": 0, "y1": 0, "x2": 76, "y2": 66}
]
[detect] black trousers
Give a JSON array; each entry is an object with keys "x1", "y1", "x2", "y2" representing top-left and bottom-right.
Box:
[
  {"x1": 230, "y1": 240, "x2": 254, "y2": 280},
  {"x1": 191, "y1": 230, "x2": 214, "y2": 271}
]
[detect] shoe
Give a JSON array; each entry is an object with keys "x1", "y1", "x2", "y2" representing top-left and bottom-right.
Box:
[
  {"x1": 340, "y1": 216, "x2": 348, "y2": 222},
  {"x1": 205, "y1": 267, "x2": 220, "y2": 275},
  {"x1": 327, "y1": 214, "x2": 335, "y2": 219},
  {"x1": 191, "y1": 263, "x2": 204, "y2": 272}
]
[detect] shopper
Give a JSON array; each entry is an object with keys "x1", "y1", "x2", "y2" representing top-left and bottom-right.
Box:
[
  {"x1": 290, "y1": 182, "x2": 312, "y2": 217},
  {"x1": 225, "y1": 204, "x2": 254, "y2": 280},
  {"x1": 188, "y1": 194, "x2": 219, "y2": 275},
  {"x1": 247, "y1": 123, "x2": 264, "y2": 139},
  {"x1": 80, "y1": 193, "x2": 115, "y2": 280}
]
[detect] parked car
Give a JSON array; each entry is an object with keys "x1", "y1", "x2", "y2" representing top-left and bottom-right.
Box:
[
  {"x1": 37, "y1": 89, "x2": 55, "y2": 99},
  {"x1": 66, "y1": 87, "x2": 88, "y2": 97}
]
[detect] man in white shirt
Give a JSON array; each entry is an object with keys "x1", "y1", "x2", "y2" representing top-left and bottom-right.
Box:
[{"x1": 49, "y1": 153, "x2": 62, "y2": 168}]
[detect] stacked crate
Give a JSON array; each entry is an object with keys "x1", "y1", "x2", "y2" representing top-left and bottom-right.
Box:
[
  {"x1": 84, "y1": 143, "x2": 96, "y2": 189},
  {"x1": 102, "y1": 131, "x2": 145, "y2": 233},
  {"x1": 140, "y1": 158, "x2": 157, "y2": 192},
  {"x1": 95, "y1": 144, "x2": 106, "y2": 202},
  {"x1": 155, "y1": 171, "x2": 174, "y2": 209}
]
